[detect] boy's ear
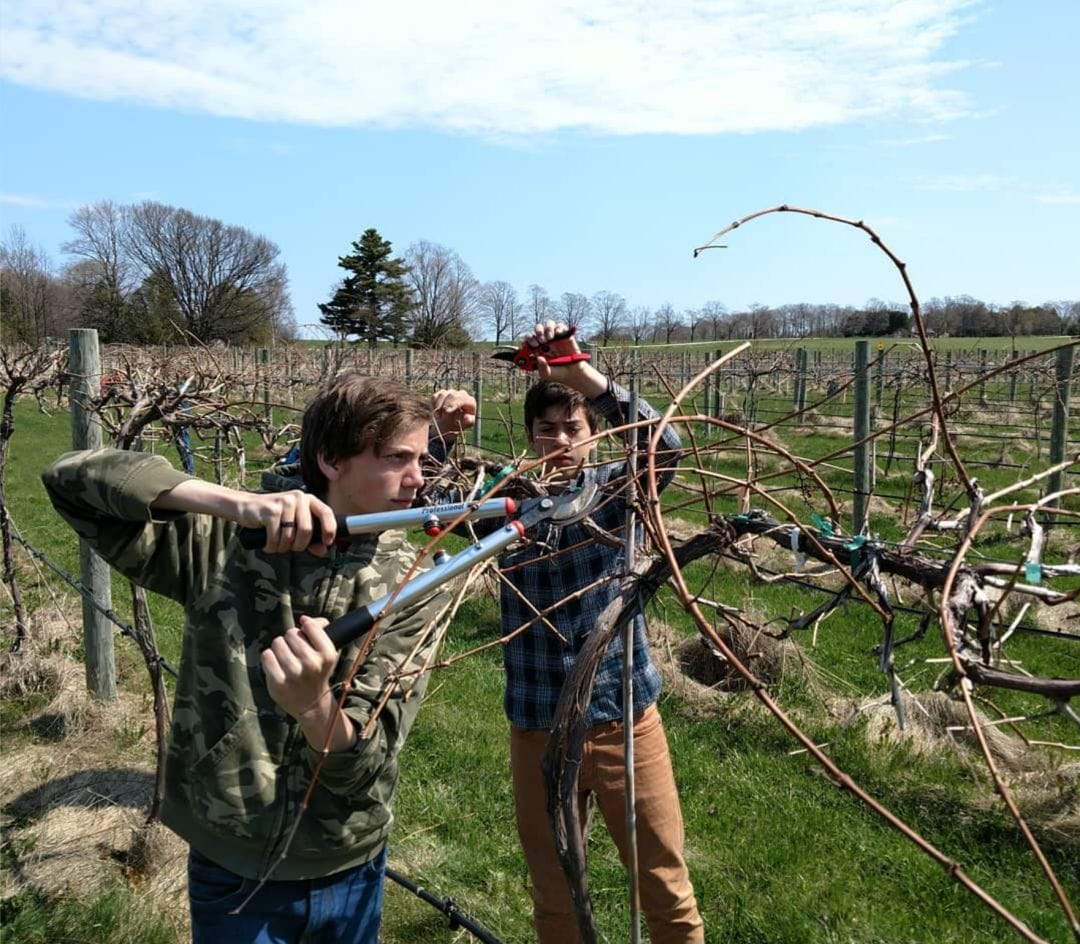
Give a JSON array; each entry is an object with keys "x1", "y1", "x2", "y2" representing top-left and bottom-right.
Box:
[
  {"x1": 524, "y1": 423, "x2": 536, "y2": 446},
  {"x1": 317, "y1": 452, "x2": 341, "y2": 482}
]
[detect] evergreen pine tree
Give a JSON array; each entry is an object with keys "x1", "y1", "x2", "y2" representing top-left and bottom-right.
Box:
[{"x1": 318, "y1": 229, "x2": 413, "y2": 346}]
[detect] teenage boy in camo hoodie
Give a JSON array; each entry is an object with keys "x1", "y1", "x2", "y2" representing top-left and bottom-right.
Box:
[{"x1": 43, "y1": 373, "x2": 476, "y2": 944}]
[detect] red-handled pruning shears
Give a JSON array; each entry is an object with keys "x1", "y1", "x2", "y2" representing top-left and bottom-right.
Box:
[{"x1": 491, "y1": 326, "x2": 592, "y2": 372}]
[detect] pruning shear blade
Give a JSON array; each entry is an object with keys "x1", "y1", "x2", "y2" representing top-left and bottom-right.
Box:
[
  {"x1": 324, "y1": 470, "x2": 600, "y2": 650},
  {"x1": 515, "y1": 469, "x2": 600, "y2": 529}
]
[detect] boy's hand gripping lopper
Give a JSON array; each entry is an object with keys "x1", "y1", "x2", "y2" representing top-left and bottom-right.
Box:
[
  {"x1": 491, "y1": 325, "x2": 591, "y2": 373},
  {"x1": 323, "y1": 470, "x2": 600, "y2": 649},
  {"x1": 236, "y1": 497, "x2": 520, "y2": 549}
]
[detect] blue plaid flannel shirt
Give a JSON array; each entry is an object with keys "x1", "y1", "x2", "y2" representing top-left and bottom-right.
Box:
[{"x1": 452, "y1": 382, "x2": 682, "y2": 730}]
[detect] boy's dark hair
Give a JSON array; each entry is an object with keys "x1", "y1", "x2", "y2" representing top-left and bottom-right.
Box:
[
  {"x1": 301, "y1": 372, "x2": 432, "y2": 497},
  {"x1": 524, "y1": 380, "x2": 601, "y2": 433}
]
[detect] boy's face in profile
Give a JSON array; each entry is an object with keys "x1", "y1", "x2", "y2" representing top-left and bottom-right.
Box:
[
  {"x1": 527, "y1": 404, "x2": 594, "y2": 479},
  {"x1": 320, "y1": 422, "x2": 429, "y2": 516}
]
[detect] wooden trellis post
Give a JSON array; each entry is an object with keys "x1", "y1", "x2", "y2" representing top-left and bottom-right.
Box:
[
  {"x1": 698, "y1": 350, "x2": 709, "y2": 424},
  {"x1": 1046, "y1": 345, "x2": 1075, "y2": 507},
  {"x1": 794, "y1": 347, "x2": 808, "y2": 417},
  {"x1": 69, "y1": 328, "x2": 116, "y2": 701},
  {"x1": 853, "y1": 340, "x2": 871, "y2": 534},
  {"x1": 258, "y1": 348, "x2": 271, "y2": 424},
  {"x1": 471, "y1": 352, "x2": 483, "y2": 449}
]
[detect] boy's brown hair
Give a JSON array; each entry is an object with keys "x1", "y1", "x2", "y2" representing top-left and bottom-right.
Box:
[
  {"x1": 301, "y1": 372, "x2": 432, "y2": 497},
  {"x1": 524, "y1": 380, "x2": 601, "y2": 433}
]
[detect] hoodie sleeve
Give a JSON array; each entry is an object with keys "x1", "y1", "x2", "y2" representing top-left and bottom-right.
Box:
[{"x1": 42, "y1": 448, "x2": 236, "y2": 606}]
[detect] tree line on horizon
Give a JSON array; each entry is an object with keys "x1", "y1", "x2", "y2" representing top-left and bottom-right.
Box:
[
  {"x1": 1, "y1": 202, "x2": 294, "y2": 347},
  {"x1": 3, "y1": 206, "x2": 1077, "y2": 349}
]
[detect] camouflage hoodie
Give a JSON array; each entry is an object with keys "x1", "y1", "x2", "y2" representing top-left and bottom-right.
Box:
[{"x1": 43, "y1": 449, "x2": 449, "y2": 880}]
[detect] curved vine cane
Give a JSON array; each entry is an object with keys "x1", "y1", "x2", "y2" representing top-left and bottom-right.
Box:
[{"x1": 539, "y1": 207, "x2": 1078, "y2": 941}]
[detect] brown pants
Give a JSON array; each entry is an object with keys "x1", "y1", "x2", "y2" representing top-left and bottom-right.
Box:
[{"x1": 510, "y1": 704, "x2": 704, "y2": 944}]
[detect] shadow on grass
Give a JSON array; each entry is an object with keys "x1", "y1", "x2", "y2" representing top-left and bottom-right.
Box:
[{"x1": 5, "y1": 767, "x2": 154, "y2": 821}]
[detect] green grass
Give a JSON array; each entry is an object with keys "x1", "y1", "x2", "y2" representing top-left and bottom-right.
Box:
[
  {"x1": 387, "y1": 598, "x2": 1078, "y2": 943},
  {"x1": 1, "y1": 881, "x2": 178, "y2": 944},
  {"x1": 4, "y1": 399, "x2": 188, "y2": 670},
  {"x1": 2, "y1": 384, "x2": 1079, "y2": 943}
]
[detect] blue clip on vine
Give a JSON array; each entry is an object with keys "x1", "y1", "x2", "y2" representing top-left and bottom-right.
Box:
[
  {"x1": 478, "y1": 464, "x2": 515, "y2": 498},
  {"x1": 842, "y1": 534, "x2": 867, "y2": 567}
]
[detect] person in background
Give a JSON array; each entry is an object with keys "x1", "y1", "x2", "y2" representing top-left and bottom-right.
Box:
[{"x1": 444, "y1": 322, "x2": 704, "y2": 943}]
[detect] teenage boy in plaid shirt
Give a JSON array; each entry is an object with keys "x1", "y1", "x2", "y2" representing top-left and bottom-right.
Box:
[{"x1": 493, "y1": 321, "x2": 704, "y2": 943}]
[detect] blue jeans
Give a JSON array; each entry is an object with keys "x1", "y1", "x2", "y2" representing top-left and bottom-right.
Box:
[{"x1": 187, "y1": 845, "x2": 387, "y2": 944}]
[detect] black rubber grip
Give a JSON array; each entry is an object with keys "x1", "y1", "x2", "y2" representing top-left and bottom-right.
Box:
[
  {"x1": 325, "y1": 606, "x2": 377, "y2": 649},
  {"x1": 237, "y1": 517, "x2": 343, "y2": 550}
]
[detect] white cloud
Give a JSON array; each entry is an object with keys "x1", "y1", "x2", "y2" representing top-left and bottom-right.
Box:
[
  {"x1": 878, "y1": 133, "x2": 952, "y2": 146},
  {"x1": 1035, "y1": 191, "x2": 1080, "y2": 206},
  {"x1": 0, "y1": 192, "x2": 77, "y2": 209},
  {"x1": 0, "y1": 0, "x2": 981, "y2": 136},
  {"x1": 912, "y1": 173, "x2": 1014, "y2": 192},
  {"x1": 223, "y1": 137, "x2": 299, "y2": 157}
]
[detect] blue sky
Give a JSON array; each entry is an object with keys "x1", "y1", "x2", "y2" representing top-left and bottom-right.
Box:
[{"x1": 1, "y1": 1, "x2": 1077, "y2": 337}]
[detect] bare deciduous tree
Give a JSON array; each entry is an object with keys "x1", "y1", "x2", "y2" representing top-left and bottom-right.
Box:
[
  {"x1": 589, "y1": 291, "x2": 627, "y2": 345},
  {"x1": 1, "y1": 226, "x2": 74, "y2": 342},
  {"x1": 698, "y1": 300, "x2": 728, "y2": 341},
  {"x1": 478, "y1": 280, "x2": 520, "y2": 344},
  {"x1": 527, "y1": 284, "x2": 553, "y2": 327},
  {"x1": 405, "y1": 240, "x2": 479, "y2": 347},
  {"x1": 653, "y1": 303, "x2": 683, "y2": 343},
  {"x1": 63, "y1": 201, "x2": 138, "y2": 337},
  {"x1": 627, "y1": 305, "x2": 652, "y2": 344},
  {"x1": 122, "y1": 201, "x2": 289, "y2": 343},
  {"x1": 558, "y1": 291, "x2": 591, "y2": 329}
]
